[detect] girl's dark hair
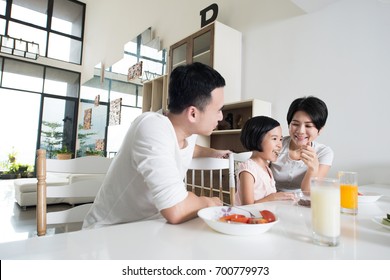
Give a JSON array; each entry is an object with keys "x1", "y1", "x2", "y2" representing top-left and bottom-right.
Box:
[
  {"x1": 240, "y1": 116, "x2": 280, "y2": 152},
  {"x1": 286, "y1": 96, "x2": 328, "y2": 131},
  {"x1": 168, "y1": 62, "x2": 225, "y2": 114}
]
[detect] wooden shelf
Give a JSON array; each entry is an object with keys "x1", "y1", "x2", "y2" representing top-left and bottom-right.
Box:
[
  {"x1": 211, "y1": 129, "x2": 241, "y2": 135},
  {"x1": 199, "y1": 99, "x2": 272, "y2": 152},
  {"x1": 169, "y1": 21, "x2": 242, "y2": 103},
  {"x1": 141, "y1": 75, "x2": 168, "y2": 113}
]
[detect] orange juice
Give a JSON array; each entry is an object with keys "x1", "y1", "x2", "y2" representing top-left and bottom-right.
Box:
[{"x1": 340, "y1": 184, "x2": 358, "y2": 210}]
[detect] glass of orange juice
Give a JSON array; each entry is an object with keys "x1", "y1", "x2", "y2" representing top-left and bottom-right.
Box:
[{"x1": 338, "y1": 171, "x2": 358, "y2": 215}]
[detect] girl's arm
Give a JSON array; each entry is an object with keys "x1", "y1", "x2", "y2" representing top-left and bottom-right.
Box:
[
  {"x1": 255, "y1": 192, "x2": 295, "y2": 203},
  {"x1": 238, "y1": 171, "x2": 256, "y2": 205}
]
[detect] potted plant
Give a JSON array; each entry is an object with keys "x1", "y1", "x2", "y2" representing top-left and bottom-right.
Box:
[
  {"x1": 55, "y1": 146, "x2": 72, "y2": 160},
  {"x1": 0, "y1": 149, "x2": 33, "y2": 179},
  {"x1": 1, "y1": 163, "x2": 21, "y2": 179},
  {"x1": 85, "y1": 149, "x2": 103, "y2": 157}
]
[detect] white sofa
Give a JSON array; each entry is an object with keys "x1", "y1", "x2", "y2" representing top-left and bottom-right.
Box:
[{"x1": 14, "y1": 156, "x2": 112, "y2": 209}]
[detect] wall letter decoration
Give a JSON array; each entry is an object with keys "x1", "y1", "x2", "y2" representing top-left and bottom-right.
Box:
[{"x1": 200, "y1": 3, "x2": 218, "y2": 28}]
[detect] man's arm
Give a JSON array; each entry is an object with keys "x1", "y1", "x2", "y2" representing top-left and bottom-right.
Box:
[
  {"x1": 193, "y1": 144, "x2": 231, "y2": 158},
  {"x1": 161, "y1": 192, "x2": 222, "y2": 224}
]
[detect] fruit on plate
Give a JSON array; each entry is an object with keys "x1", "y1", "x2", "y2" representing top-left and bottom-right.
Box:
[
  {"x1": 218, "y1": 210, "x2": 276, "y2": 224},
  {"x1": 260, "y1": 210, "x2": 276, "y2": 222},
  {"x1": 219, "y1": 214, "x2": 249, "y2": 223},
  {"x1": 247, "y1": 218, "x2": 268, "y2": 224}
]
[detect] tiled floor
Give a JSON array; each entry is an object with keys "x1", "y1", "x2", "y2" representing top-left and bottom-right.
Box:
[{"x1": 0, "y1": 179, "x2": 82, "y2": 244}]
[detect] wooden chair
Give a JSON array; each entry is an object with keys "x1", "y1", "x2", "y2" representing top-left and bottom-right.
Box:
[
  {"x1": 36, "y1": 149, "x2": 111, "y2": 236},
  {"x1": 185, "y1": 153, "x2": 235, "y2": 205},
  {"x1": 185, "y1": 152, "x2": 252, "y2": 205}
]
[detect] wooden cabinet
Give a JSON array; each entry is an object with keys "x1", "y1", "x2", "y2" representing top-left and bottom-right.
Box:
[
  {"x1": 141, "y1": 75, "x2": 168, "y2": 112},
  {"x1": 197, "y1": 99, "x2": 272, "y2": 152},
  {"x1": 169, "y1": 21, "x2": 242, "y2": 103}
]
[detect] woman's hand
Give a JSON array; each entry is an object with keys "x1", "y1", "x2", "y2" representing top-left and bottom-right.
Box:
[{"x1": 300, "y1": 145, "x2": 319, "y2": 174}]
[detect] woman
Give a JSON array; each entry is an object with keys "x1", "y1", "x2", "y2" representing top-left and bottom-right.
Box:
[{"x1": 270, "y1": 96, "x2": 334, "y2": 193}]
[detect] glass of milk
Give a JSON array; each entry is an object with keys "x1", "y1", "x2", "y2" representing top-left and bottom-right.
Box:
[{"x1": 311, "y1": 177, "x2": 340, "y2": 246}]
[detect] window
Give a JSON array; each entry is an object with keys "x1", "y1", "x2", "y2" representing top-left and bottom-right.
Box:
[
  {"x1": 0, "y1": 0, "x2": 84, "y2": 172},
  {"x1": 1, "y1": 0, "x2": 85, "y2": 64},
  {"x1": 7, "y1": 21, "x2": 47, "y2": 57},
  {"x1": 11, "y1": 0, "x2": 48, "y2": 27},
  {"x1": 0, "y1": 88, "x2": 40, "y2": 167},
  {"x1": 40, "y1": 97, "x2": 77, "y2": 159},
  {"x1": 44, "y1": 67, "x2": 80, "y2": 97},
  {"x1": 79, "y1": 28, "x2": 166, "y2": 156},
  {"x1": 2, "y1": 59, "x2": 44, "y2": 92},
  {"x1": 0, "y1": 56, "x2": 80, "y2": 167}
]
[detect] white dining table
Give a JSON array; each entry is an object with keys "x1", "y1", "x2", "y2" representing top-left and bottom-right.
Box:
[{"x1": 0, "y1": 184, "x2": 389, "y2": 260}]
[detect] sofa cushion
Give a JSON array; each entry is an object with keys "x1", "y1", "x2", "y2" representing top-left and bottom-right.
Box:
[{"x1": 14, "y1": 177, "x2": 69, "y2": 193}]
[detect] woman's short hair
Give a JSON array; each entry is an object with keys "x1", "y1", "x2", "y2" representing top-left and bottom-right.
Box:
[
  {"x1": 168, "y1": 62, "x2": 225, "y2": 114},
  {"x1": 240, "y1": 116, "x2": 280, "y2": 152},
  {"x1": 286, "y1": 96, "x2": 328, "y2": 131}
]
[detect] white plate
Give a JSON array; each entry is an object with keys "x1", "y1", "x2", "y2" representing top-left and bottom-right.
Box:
[
  {"x1": 371, "y1": 216, "x2": 390, "y2": 231},
  {"x1": 358, "y1": 192, "x2": 382, "y2": 203},
  {"x1": 197, "y1": 206, "x2": 278, "y2": 236}
]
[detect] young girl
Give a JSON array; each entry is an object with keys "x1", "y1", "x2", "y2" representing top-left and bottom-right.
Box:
[{"x1": 235, "y1": 116, "x2": 295, "y2": 205}]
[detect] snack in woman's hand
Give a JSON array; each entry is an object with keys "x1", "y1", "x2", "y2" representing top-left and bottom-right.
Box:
[{"x1": 298, "y1": 199, "x2": 311, "y2": 207}]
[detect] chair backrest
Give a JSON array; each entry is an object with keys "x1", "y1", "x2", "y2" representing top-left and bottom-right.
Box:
[
  {"x1": 36, "y1": 149, "x2": 111, "y2": 236},
  {"x1": 232, "y1": 151, "x2": 252, "y2": 162},
  {"x1": 186, "y1": 154, "x2": 236, "y2": 205}
]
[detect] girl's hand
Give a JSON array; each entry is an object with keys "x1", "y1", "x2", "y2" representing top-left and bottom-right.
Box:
[
  {"x1": 268, "y1": 192, "x2": 295, "y2": 201},
  {"x1": 300, "y1": 145, "x2": 319, "y2": 174}
]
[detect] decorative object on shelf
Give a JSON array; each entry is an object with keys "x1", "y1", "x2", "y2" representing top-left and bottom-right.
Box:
[
  {"x1": 235, "y1": 114, "x2": 243, "y2": 129},
  {"x1": 217, "y1": 119, "x2": 230, "y2": 130},
  {"x1": 83, "y1": 108, "x2": 92, "y2": 129},
  {"x1": 0, "y1": 34, "x2": 39, "y2": 60},
  {"x1": 225, "y1": 113, "x2": 233, "y2": 129},
  {"x1": 109, "y1": 98, "x2": 122, "y2": 125},
  {"x1": 127, "y1": 61, "x2": 143, "y2": 81},
  {"x1": 200, "y1": 3, "x2": 218, "y2": 28}
]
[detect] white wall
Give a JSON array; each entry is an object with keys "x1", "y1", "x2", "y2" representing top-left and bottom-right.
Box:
[
  {"x1": 82, "y1": 0, "x2": 390, "y2": 185},
  {"x1": 240, "y1": 0, "x2": 390, "y2": 185}
]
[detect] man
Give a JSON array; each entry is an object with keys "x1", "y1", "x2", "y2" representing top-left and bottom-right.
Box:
[{"x1": 83, "y1": 62, "x2": 229, "y2": 229}]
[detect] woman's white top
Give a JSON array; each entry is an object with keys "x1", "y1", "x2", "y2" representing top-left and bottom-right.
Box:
[{"x1": 270, "y1": 136, "x2": 334, "y2": 191}]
